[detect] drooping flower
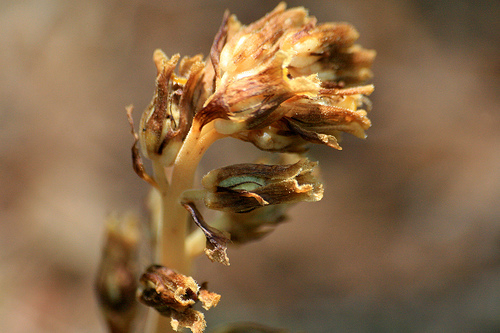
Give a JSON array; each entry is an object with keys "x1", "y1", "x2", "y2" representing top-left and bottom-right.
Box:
[
  {"x1": 278, "y1": 85, "x2": 373, "y2": 149},
  {"x1": 138, "y1": 265, "x2": 220, "y2": 333},
  {"x1": 201, "y1": 158, "x2": 323, "y2": 213}
]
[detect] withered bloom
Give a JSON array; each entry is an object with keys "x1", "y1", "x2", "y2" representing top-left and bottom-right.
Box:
[
  {"x1": 138, "y1": 265, "x2": 220, "y2": 333},
  {"x1": 139, "y1": 50, "x2": 205, "y2": 166},
  {"x1": 233, "y1": 85, "x2": 373, "y2": 151},
  {"x1": 279, "y1": 85, "x2": 373, "y2": 149},
  {"x1": 201, "y1": 159, "x2": 323, "y2": 213},
  {"x1": 194, "y1": 2, "x2": 375, "y2": 151}
]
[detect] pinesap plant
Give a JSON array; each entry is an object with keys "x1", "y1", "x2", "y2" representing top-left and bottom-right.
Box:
[{"x1": 96, "y1": 3, "x2": 375, "y2": 333}]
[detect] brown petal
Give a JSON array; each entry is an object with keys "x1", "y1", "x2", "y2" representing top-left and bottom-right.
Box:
[
  {"x1": 202, "y1": 159, "x2": 323, "y2": 213},
  {"x1": 126, "y1": 105, "x2": 158, "y2": 188},
  {"x1": 137, "y1": 265, "x2": 221, "y2": 333},
  {"x1": 139, "y1": 52, "x2": 183, "y2": 163},
  {"x1": 281, "y1": 94, "x2": 372, "y2": 149},
  {"x1": 196, "y1": 51, "x2": 295, "y2": 132},
  {"x1": 182, "y1": 202, "x2": 230, "y2": 266},
  {"x1": 139, "y1": 51, "x2": 205, "y2": 166},
  {"x1": 234, "y1": 124, "x2": 309, "y2": 153}
]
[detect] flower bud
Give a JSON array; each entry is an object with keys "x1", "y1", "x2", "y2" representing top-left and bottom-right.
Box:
[{"x1": 201, "y1": 159, "x2": 323, "y2": 213}]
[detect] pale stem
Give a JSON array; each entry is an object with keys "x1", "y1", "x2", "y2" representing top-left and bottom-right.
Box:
[
  {"x1": 153, "y1": 121, "x2": 224, "y2": 333},
  {"x1": 151, "y1": 160, "x2": 169, "y2": 261},
  {"x1": 145, "y1": 188, "x2": 162, "y2": 262}
]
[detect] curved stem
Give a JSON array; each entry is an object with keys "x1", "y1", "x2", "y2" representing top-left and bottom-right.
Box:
[
  {"x1": 159, "y1": 122, "x2": 224, "y2": 272},
  {"x1": 153, "y1": 121, "x2": 225, "y2": 333}
]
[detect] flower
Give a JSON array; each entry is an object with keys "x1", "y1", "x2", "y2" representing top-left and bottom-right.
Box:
[
  {"x1": 117, "y1": 3, "x2": 377, "y2": 333},
  {"x1": 194, "y1": 2, "x2": 375, "y2": 151},
  {"x1": 279, "y1": 85, "x2": 373, "y2": 149},
  {"x1": 130, "y1": 3, "x2": 375, "y2": 177},
  {"x1": 138, "y1": 265, "x2": 220, "y2": 333},
  {"x1": 201, "y1": 158, "x2": 323, "y2": 213},
  {"x1": 139, "y1": 50, "x2": 206, "y2": 166}
]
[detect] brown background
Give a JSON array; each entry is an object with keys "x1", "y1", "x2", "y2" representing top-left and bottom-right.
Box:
[{"x1": 1, "y1": 0, "x2": 498, "y2": 332}]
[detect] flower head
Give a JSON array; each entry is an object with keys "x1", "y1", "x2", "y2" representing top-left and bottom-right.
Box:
[{"x1": 195, "y1": 2, "x2": 375, "y2": 151}]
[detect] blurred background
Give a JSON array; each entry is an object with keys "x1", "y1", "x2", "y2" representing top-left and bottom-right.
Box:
[{"x1": 1, "y1": 0, "x2": 499, "y2": 332}]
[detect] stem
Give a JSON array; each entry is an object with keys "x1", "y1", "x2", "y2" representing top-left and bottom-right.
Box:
[
  {"x1": 151, "y1": 161, "x2": 169, "y2": 261},
  {"x1": 153, "y1": 121, "x2": 224, "y2": 333},
  {"x1": 160, "y1": 122, "x2": 222, "y2": 273}
]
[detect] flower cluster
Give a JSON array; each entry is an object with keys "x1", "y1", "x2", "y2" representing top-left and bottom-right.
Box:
[
  {"x1": 196, "y1": 3, "x2": 375, "y2": 151},
  {"x1": 99, "y1": 3, "x2": 375, "y2": 333}
]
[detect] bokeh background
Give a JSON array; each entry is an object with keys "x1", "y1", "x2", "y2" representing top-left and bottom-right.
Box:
[{"x1": 1, "y1": 0, "x2": 499, "y2": 332}]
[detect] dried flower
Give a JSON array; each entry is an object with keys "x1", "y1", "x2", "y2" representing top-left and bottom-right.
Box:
[
  {"x1": 233, "y1": 85, "x2": 373, "y2": 151},
  {"x1": 201, "y1": 158, "x2": 323, "y2": 213},
  {"x1": 180, "y1": 157, "x2": 320, "y2": 265},
  {"x1": 279, "y1": 85, "x2": 373, "y2": 149},
  {"x1": 194, "y1": 2, "x2": 375, "y2": 152},
  {"x1": 138, "y1": 265, "x2": 220, "y2": 333},
  {"x1": 140, "y1": 50, "x2": 205, "y2": 166}
]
